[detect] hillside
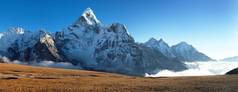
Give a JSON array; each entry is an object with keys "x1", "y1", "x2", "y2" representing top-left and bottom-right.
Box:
[{"x1": 0, "y1": 63, "x2": 237, "y2": 92}]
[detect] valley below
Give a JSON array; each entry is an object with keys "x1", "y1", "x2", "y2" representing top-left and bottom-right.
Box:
[{"x1": 0, "y1": 63, "x2": 237, "y2": 92}]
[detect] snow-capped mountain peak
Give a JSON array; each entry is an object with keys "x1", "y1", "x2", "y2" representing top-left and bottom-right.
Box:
[
  {"x1": 146, "y1": 38, "x2": 167, "y2": 46},
  {"x1": 40, "y1": 33, "x2": 53, "y2": 44},
  {"x1": 158, "y1": 38, "x2": 168, "y2": 45},
  {"x1": 177, "y1": 42, "x2": 191, "y2": 46},
  {"x1": 173, "y1": 42, "x2": 195, "y2": 51},
  {"x1": 8, "y1": 27, "x2": 25, "y2": 34},
  {"x1": 172, "y1": 42, "x2": 212, "y2": 61},
  {"x1": 74, "y1": 8, "x2": 100, "y2": 26},
  {"x1": 0, "y1": 27, "x2": 25, "y2": 52},
  {"x1": 145, "y1": 38, "x2": 159, "y2": 46},
  {"x1": 145, "y1": 38, "x2": 176, "y2": 58},
  {"x1": 149, "y1": 37, "x2": 157, "y2": 41},
  {"x1": 145, "y1": 38, "x2": 169, "y2": 48}
]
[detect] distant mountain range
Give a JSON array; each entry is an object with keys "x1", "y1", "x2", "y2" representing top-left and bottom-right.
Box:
[
  {"x1": 145, "y1": 38, "x2": 213, "y2": 62},
  {"x1": 0, "y1": 8, "x2": 213, "y2": 76},
  {"x1": 221, "y1": 56, "x2": 238, "y2": 61}
]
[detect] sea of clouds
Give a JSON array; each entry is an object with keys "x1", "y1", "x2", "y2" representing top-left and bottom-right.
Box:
[{"x1": 146, "y1": 61, "x2": 238, "y2": 77}]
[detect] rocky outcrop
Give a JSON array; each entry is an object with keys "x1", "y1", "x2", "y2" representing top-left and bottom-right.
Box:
[{"x1": 226, "y1": 68, "x2": 238, "y2": 75}]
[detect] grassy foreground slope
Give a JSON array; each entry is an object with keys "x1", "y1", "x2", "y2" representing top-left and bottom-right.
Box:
[{"x1": 0, "y1": 63, "x2": 237, "y2": 92}]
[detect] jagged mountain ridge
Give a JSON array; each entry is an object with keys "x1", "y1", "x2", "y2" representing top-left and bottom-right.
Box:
[
  {"x1": 0, "y1": 28, "x2": 24, "y2": 54},
  {"x1": 145, "y1": 38, "x2": 176, "y2": 59},
  {"x1": 6, "y1": 30, "x2": 64, "y2": 62},
  {"x1": 172, "y1": 42, "x2": 213, "y2": 61},
  {"x1": 145, "y1": 38, "x2": 213, "y2": 62},
  {"x1": 0, "y1": 8, "x2": 187, "y2": 76}
]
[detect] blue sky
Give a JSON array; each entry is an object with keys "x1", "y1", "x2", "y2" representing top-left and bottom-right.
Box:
[{"x1": 0, "y1": 0, "x2": 237, "y2": 59}]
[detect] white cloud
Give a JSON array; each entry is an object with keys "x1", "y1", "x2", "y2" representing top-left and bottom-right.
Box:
[
  {"x1": 146, "y1": 61, "x2": 238, "y2": 77},
  {"x1": 0, "y1": 56, "x2": 11, "y2": 63},
  {"x1": 32, "y1": 61, "x2": 81, "y2": 69},
  {"x1": 0, "y1": 56, "x2": 81, "y2": 69}
]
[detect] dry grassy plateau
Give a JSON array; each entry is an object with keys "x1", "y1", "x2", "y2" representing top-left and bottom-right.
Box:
[{"x1": 0, "y1": 63, "x2": 237, "y2": 92}]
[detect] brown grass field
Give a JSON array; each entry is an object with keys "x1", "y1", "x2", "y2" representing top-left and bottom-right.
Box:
[{"x1": 0, "y1": 63, "x2": 237, "y2": 92}]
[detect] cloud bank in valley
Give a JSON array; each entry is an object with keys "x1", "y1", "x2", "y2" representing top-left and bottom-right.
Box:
[
  {"x1": 0, "y1": 56, "x2": 80, "y2": 69},
  {"x1": 30, "y1": 61, "x2": 80, "y2": 69},
  {"x1": 146, "y1": 61, "x2": 238, "y2": 77}
]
